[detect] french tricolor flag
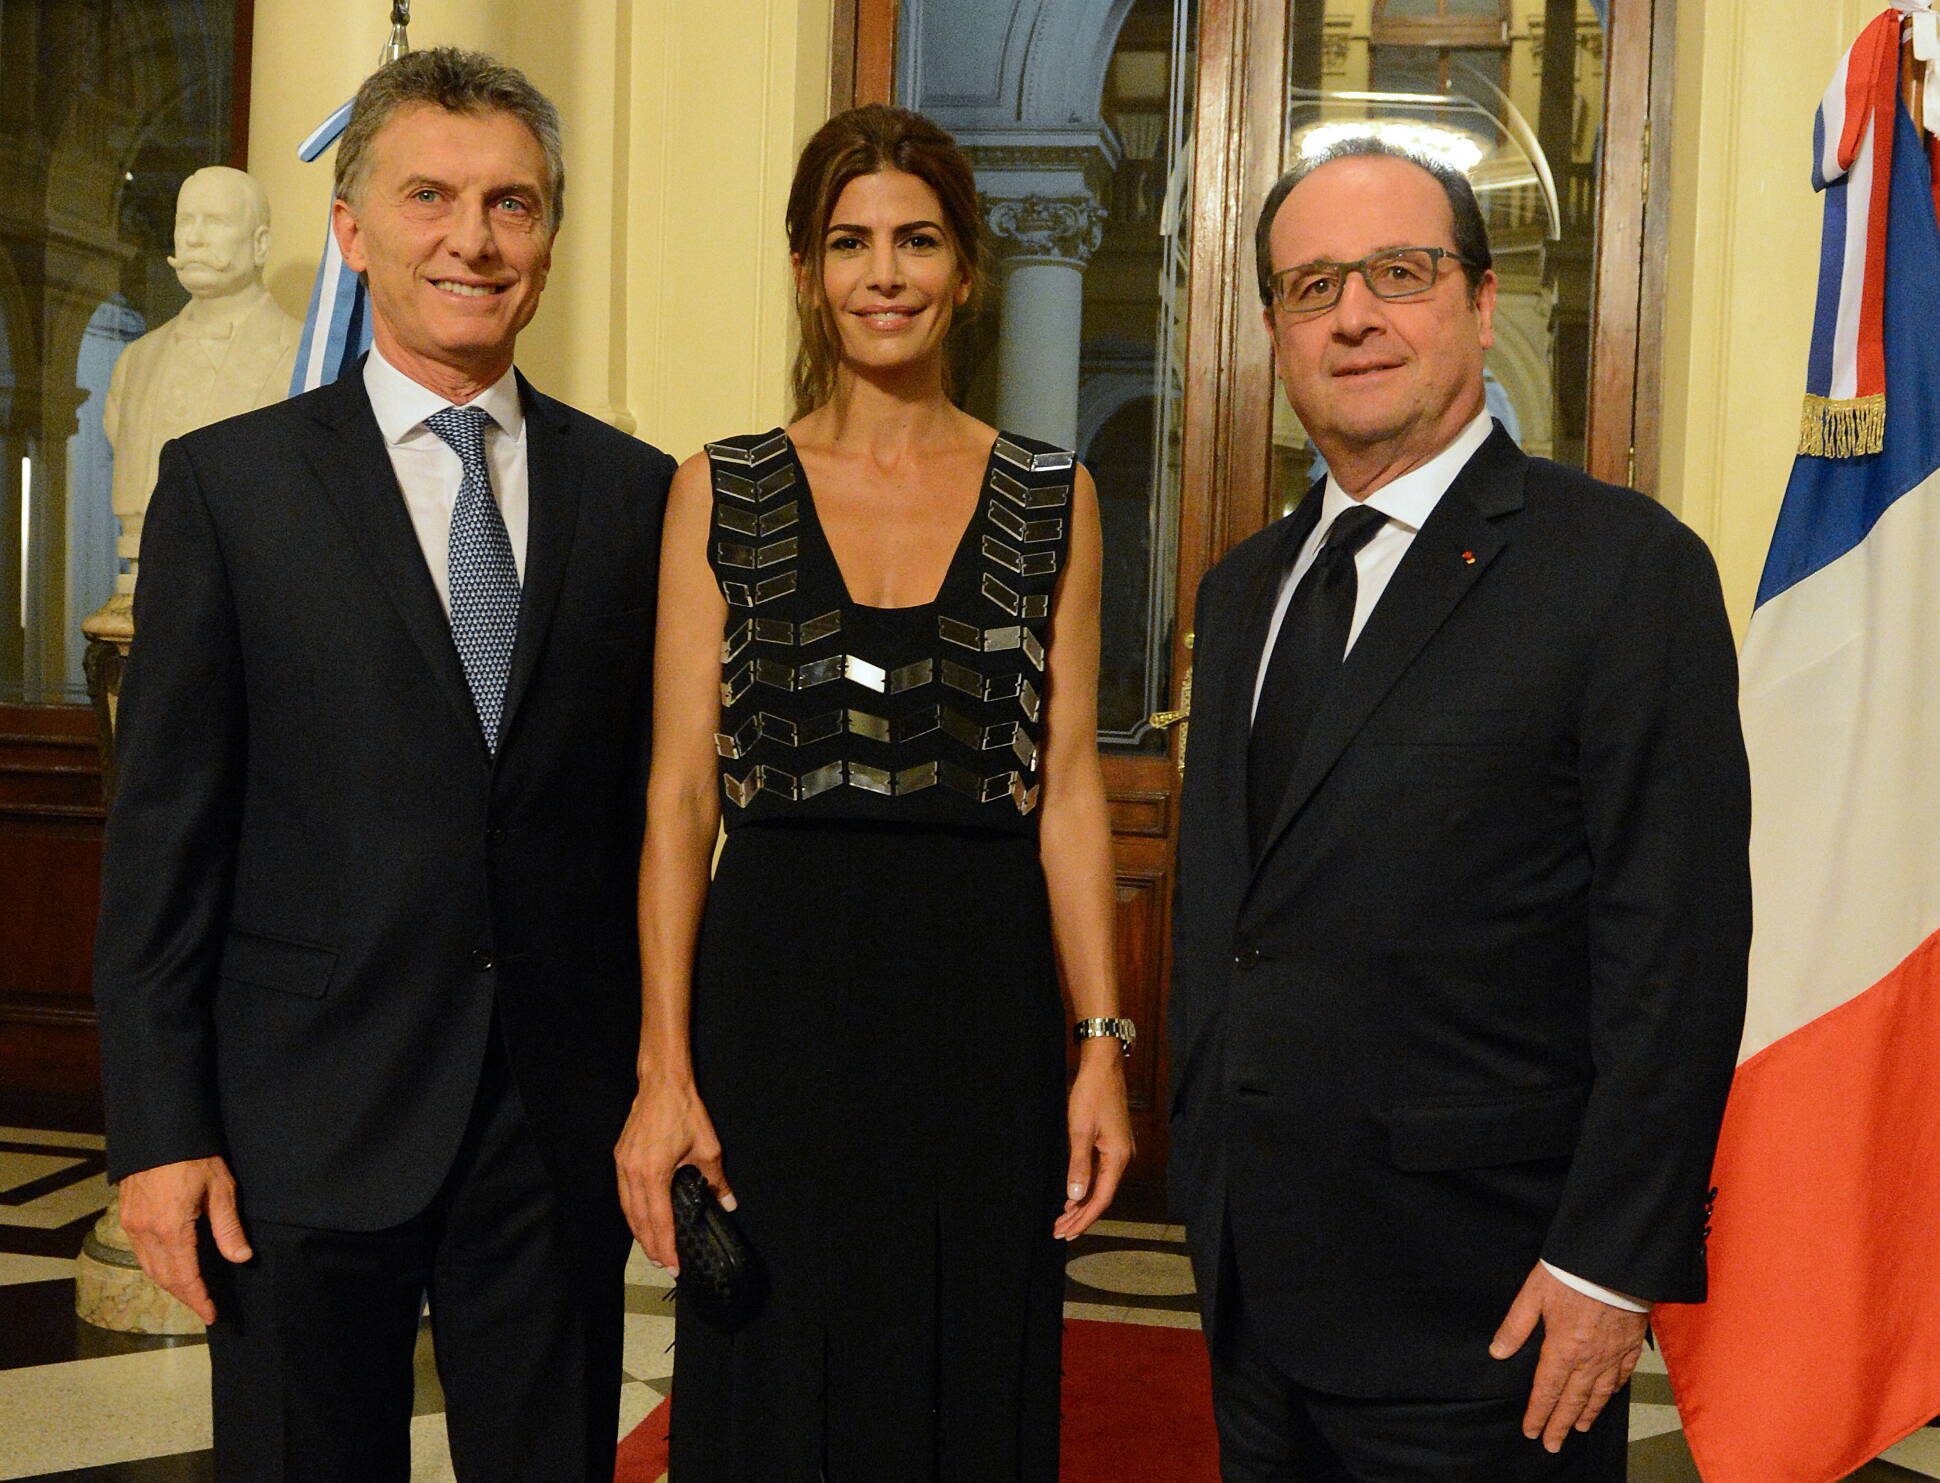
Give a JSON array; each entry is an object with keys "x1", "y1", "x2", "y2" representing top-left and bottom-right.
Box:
[{"x1": 1650, "y1": 15, "x2": 1940, "y2": 1481}]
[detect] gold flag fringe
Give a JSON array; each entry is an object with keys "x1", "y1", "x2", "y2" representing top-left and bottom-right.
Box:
[{"x1": 1799, "y1": 392, "x2": 1886, "y2": 457}]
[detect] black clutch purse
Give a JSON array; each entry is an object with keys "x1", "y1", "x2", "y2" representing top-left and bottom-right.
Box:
[{"x1": 670, "y1": 1164, "x2": 766, "y2": 1331}]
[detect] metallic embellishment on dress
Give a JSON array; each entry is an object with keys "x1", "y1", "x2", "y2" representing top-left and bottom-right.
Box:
[
  {"x1": 935, "y1": 710, "x2": 1038, "y2": 769},
  {"x1": 986, "y1": 499, "x2": 1065, "y2": 545},
  {"x1": 798, "y1": 610, "x2": 842, "y2": 645},
  {"x1": 726, "y1": 614, "x2": 839, "y2": 651},
  {"x1": 721, "y1": 662, "x2": 755, "y2": 707},
  {"x1": 990, "y1": 467, "x2": 1071, "y2": 511},
  {"x1": 721, "y1": 574, "x2": 795, "y2": 609},
  {"x1": 981, "y1": 573, "x2": 1050, "y2": 620},
  {"x1": 764, "y1": 653, "x2": 935, "y2": 694},
  {"x1": 849, "y1": 761, "x2": 894, "y2": 795},
  {"x1": 937, "y1": 762, "x2": 1041, "y2": 814},
  {"x1": 718, "y1": 537, "x2": 800, "y2": 570},
  {"x1": 712, "y1": 430, "x2": 791, "y2": 468},
  {"x1": 793, "y1": 710, "x2": 846, "y2": 747},
  {"x1": 982, "y1": 536, "x2": 1059, "y2": 578},
  {"x1": 939, "y1": 665, "x2": 1036, "y2": 720},
  {"x1": 1021, "y1": 630, "x2": 1046, "y2": 670},
  {"x1": 717, "y1": 501, "x2": 799, "y2": 538},
  {"x1": 747, "y1": 430, "x2": 790, "y2": 466},
  {"x1": 714, "y1": 713, "x2": 763, "y2": 759},
  {"x1": 939, "y1": 616, "x2": 1033, "y2": 654},
  {"x1": 722, "y1": 572, "x2": 799, "y2": 608},
  {"x1": 798, "y1": 760, "x2": 846, "y2": 799},
  {"x1": 705, "y1": 441, "x2": 757, "y2": 469},
  {"x1": 1018, "y1": 677, "x2": 1042, "y2": 722},
  {"x1": 714, "y1": 469, "x2": 757, "y2": 501},
  {"x1": 992, "y1": 435, "x2": 1076, "y2": 475},
  {"x1": 724, "y1": 758, "x2": 952, "y2": 804}
]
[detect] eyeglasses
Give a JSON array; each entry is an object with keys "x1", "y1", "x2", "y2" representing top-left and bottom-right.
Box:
[{"x1": 1268, "y1": 247, "x2": 1471, "y2": 317}]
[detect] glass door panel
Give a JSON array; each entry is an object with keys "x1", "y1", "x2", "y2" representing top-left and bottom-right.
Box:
[
  {"x1": 1273, "y1": 0, "x2": 1607, "y2": 518},
  {"x1": 899, "y1": 0, "x2": 1197, "y2": 755}
]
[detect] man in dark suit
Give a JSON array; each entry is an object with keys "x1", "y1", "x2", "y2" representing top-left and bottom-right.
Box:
[
  {"x1": 1167, "y1": 140, "x2": 1751, "y2": 1480},
  {"x1": 92, "y1": 49, "x2": 674, "y2": 1482}
]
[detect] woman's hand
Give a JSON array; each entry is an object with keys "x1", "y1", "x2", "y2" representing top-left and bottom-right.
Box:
[
  {"x1": 615, "y1": 1071, "x2": 733, "y2": 1274},
  {"x1": 1054, "y1": 1043, "x2": 1134, "y2": 1240}
]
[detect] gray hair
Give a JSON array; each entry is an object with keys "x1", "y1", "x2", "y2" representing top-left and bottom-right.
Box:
[
  {"x1": 1254, "y1": 137, "x2": 1493, "y2": 306},
  {"x1": 334, "y1": 47, "x2": 565, "y2": 229}
]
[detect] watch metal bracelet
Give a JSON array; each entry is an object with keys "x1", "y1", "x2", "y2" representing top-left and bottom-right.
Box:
[{"x1": 1074, "y1": 1016, "x2": 1136, "y2": 1057}]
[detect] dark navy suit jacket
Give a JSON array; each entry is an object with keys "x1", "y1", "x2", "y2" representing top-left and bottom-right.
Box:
[
  {"x1": 1167, "y1": 425, "x2": 1750, "y2": 1398},
  {"x1": 94, "y1": 364, "x2": 674, "y2": 1232}
]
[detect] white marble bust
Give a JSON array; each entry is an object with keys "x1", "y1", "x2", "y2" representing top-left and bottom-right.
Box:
[{"x1": 101, "y1": 166, "x2": 301, "y2": 599}]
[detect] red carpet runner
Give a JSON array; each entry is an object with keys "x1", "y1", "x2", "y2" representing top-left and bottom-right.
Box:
[{"x1": 614, "y1": 1317, "x2": 1221, "y2": 1481}]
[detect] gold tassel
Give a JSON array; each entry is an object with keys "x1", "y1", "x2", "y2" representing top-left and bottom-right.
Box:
[{"x1": 1798, "y1": 392, "x2": 1886, "y2": 457}]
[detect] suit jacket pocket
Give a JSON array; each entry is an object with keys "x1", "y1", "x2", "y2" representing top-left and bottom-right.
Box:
[
  {"x1": 217, "y1": 929, "x2": 339, "y2": 1000},
  {"x1": 1385, "y1": 1083, "x2": 1588, "y2": 1172}
]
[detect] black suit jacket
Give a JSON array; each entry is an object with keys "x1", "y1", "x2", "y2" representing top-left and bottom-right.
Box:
[
  {"x1": 93, "y1": 366, "x2": 674, "y2": 1232},
  {"x1": 1167, "y1": 425, "x2": 1750, "y2": 1399}
]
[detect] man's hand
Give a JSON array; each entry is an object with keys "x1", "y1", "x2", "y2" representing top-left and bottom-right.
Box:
[
  {"x1": 1489, "y1": 1262, "x2": 1647, "y2": 1452},
  {"x1": 118, "y1": 1156, "x2": 252, "y2": 1325}
]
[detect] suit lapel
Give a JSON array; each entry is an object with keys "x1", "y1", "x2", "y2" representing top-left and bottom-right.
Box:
[
  {"x1": 301, "y1": 370, "x2": 484, "y2": 757},
  {"x1": 1217, "y1": 481, "x2": 1326, "y2": 873},
  {"x1": 1252, "y1": 427, "x2": 1527, "y2": 869},
  {"x1": 497, "y1": 375, "x2": 581, "y2": 750}
]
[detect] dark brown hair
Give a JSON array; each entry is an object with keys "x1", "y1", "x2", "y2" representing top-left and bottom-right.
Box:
[
  {"x1": 1254, "y1": 138, "x2": 1493, "y2": 306},
  {"x1": 785, "y1": 104, "x2": 985, "y2": 420}
]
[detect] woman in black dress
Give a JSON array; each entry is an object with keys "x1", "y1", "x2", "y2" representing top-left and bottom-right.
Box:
[{"x1": 616, "y1": 104, "x2": 1133, "y2": 1482}]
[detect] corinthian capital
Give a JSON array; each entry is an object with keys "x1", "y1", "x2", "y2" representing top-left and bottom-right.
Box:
[{"x1": 982, "y1": 192, "x2": 1108, "y2": 268}]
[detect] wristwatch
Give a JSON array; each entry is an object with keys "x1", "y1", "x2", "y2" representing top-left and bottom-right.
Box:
[{"x1": 1074, "y1": 1016, "x2": 1136, "y2": 1057}]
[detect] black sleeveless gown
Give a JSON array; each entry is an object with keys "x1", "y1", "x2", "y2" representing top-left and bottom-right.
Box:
[{"x1": 669, "y1": 430, "x2": 1077, "y2": 1482}]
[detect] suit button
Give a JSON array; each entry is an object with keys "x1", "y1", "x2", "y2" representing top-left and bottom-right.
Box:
[
  {"x1": 472, "y1": 950, "x2": 495, "y2": 972},
  {"x1": 486, "y1": 826, "x2": 507, "y2": 845},
  {"x1": 1235, "y1": 948, "x2": 1261, "y2": 971}
]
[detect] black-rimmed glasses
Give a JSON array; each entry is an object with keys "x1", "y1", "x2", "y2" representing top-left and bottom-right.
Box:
[{"x1": 1269, "y1": 247, "x2": 1471, "y2": 317}]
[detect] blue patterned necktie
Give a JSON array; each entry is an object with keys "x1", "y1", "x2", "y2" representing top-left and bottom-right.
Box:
[{"x1": 425, "y1": 405, "x2": 520, "y2": 754}]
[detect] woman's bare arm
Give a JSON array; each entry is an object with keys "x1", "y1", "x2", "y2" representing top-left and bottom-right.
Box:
[
  {"x1": 616, "y1": 452, "x2": 732, "y2": 1271},
  {"x1": 1035, "y1": 466, "x2": 1134, "y2": 1238}
]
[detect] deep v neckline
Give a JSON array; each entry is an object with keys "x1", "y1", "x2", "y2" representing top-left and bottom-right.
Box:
[{"x1": 784, "y1": 432, "x2": 999, "y2": 612}]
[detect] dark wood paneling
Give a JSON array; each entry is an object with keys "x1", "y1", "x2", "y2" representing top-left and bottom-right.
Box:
[
  {"x1": 1586, "y1": 0, "x2": 1658, "y2": 487},
  {"x1": 0, "y1": 705, "x2": 106, "y2": 1112}
]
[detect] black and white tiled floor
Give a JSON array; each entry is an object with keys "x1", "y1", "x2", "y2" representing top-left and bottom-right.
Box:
[{"x1": 3, "y1": 1126, "x2": 1936, "y2": 1481}]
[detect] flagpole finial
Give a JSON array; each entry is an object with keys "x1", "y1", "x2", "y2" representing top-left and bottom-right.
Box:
[{"x1": 382, "y1": 1, "x2": 410, "y2": 64}]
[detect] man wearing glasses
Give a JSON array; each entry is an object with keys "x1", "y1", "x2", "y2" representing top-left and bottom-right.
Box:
[{"x1": 1166, "y1": 140, "x2": 1751, "y2": 1480}]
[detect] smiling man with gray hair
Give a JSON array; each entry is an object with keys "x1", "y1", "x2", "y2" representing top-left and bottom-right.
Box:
[
  {"x1": 1166, "y1": 139, "x2": 1752, "y2": 1481},
  {"x1": 94, "y1": 47, "x2": 674, "y2": 1482}
]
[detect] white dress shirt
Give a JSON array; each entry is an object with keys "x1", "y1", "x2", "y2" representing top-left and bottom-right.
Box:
[
  {"x1": 1249, "y1": 408, "x2": 1647, "y2": 1315},
  {"x1": 363, "y1": 346, "x2": 530, "y2": 612}
]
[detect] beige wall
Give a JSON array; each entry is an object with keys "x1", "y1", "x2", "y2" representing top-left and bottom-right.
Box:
[
  {"x1": 247, "y1": 0, "x2": 832, "y2": 462},
  {"x1": 1660, "y1": 0, "x2": 1885, "y2": 636},
  {"x1": 246, "y1": 0, "x2": 1868, "y2": 632}
]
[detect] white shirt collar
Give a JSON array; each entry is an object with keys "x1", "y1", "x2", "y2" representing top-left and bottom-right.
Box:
[
  {"x1": 1319, "y1": 408, "x2": 1496, "y2": 533},
  {"x1": 363, "y1": 344, "x2": 525, "y2": 448}
]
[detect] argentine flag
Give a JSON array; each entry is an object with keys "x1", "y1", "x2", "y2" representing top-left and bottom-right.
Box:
[
  {"x1": 1651, "y1": 16, "x2": 1940, "y2": 1482},
  {"x1": 290, "y1": 99, "x2": 372, "y2": 395}
]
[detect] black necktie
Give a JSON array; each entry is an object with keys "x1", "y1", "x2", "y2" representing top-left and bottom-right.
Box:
[{"x1": 1247, "y1": 504, "x2": 1388, "y2": 855}]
